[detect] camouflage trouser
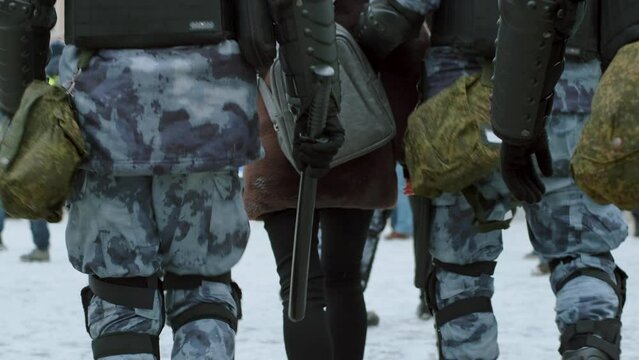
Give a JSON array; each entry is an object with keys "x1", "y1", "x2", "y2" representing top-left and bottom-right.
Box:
[
  {"x1": 66, "y1": 169, "x2": 249, "y2": 360},
  {"x1": 428, "y1": 113, "x2": 628, "y2": 359}
]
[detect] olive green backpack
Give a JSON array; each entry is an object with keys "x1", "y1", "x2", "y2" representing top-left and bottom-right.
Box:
[
  {"x1": 405, "y1": 65, "x2": 513, "y2": 231},
  {"x1": 571, "y1": 41, "x2": 639, "y2": 210},
  {"x1": 0, "y1": 81, "x2": 87, "y2": 222}
]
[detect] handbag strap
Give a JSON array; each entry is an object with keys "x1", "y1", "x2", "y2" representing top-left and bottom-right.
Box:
[{"x1": 258, "y1": 76, "x2": 282, "y2": 129}]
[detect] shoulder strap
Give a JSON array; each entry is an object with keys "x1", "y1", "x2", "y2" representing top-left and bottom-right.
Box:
[{"x1": 258, "y1": 75, "x2": 283, "y2": 127}]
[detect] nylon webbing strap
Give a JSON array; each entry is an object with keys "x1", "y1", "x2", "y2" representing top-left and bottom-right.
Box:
[
  {"x1": 554, "y1": 268, "x2": 623, "y2": 314},
  {"x1": 559, "y1": 319, "x2": 622, "y2": 360},
  {"x1": 163, "y1": 272, "x2": 231, "y2": 289},
  {"x1": 89, "y1": 275, "x2": 158, "y2": 310},
  {"x1": 434, "y1": 259, "x2": 497, "y2": 277},
  {"x1": 171, "y1": 303, "x2": 238, "y2": 333},
  {"x1": 92, "y1": 333, "x2": 160, "y2": 359},
  {"x1": 435, "y1": 297, "x2": 493, "y2": 327},
  {"x1": 461, "y1": 185, "x2": 515, "y2": 233}
]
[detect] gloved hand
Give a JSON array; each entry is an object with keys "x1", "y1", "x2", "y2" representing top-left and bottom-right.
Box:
[
  {"x1": 500, "y1": 133, "x2": 553, "y2": 204},
  {"x1": 293, "y1": 104, "x2": 345, "y2": 178},
  {"x1": 356, "y1": 0, "x2": 425, "y2": 67}
]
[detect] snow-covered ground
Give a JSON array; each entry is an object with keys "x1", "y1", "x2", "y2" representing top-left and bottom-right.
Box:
[{"x1": 0, "y1": 212, "x2": 637, "y2": 359}]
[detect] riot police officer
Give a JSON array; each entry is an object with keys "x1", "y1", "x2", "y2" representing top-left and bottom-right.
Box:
[
  {"x1": 0, "y1": 0, "x2": 344, "y2": 359},
  {"x1": 492, "y1": 1, "x2": 639, "y2": 359},
  {"x1": 420, "y1": 1, "x2": 628, "y2": 359}
]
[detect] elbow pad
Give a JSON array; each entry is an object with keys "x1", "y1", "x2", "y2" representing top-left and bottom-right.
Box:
[
  {"x1": 0, "y1": 0, "x2": 56, "y2": 115},
  {"x1": 491, "y1": 0, "x2": 583, "y2": 145},
  {"x1": 356, "y1": 0, "x2": 426, "y2": 64}
]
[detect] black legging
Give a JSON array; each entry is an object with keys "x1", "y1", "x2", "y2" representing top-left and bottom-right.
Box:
[{"x1": 264, "y1": 208, "x2": 374, "y2": 360}]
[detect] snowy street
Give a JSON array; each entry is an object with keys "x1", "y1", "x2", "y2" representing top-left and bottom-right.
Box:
[{"x1": 0, "y1": 212, "x2": 637, "y2": 359}]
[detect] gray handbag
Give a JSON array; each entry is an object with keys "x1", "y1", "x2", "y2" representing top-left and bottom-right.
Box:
[{"x1": 258, "y1": 24, "x2": 396, "y2": 171}]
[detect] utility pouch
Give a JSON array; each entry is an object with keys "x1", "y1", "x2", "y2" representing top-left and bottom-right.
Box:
[
  {"x1": 65, "y1": 0, "x2": 234, "y2": 49},
  {"x1": 258, "y1": 24, "x2": 395, "y2": 171},
  {"x1": 0, "y1": 81, "x2": 87, "y2": 222}
]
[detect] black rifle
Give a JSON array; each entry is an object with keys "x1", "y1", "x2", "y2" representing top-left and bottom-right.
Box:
[{"x1": 288, "y1": 65, "x2": 335, "y2": 322}]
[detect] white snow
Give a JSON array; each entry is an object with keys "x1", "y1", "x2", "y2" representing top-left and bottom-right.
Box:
[{"x1": 0, "y1": 212, "x2": 638, "y2": 360}]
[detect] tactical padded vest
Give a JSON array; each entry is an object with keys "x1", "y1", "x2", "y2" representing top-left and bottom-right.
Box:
[
  {"x1": 429, "y1": 0, "x2": 499, "y2": 57},
  {"x1": 600, "y1": 0, "x2": 639, "y2": 64},
  {"x1": 430, "y1": 0, "x2": 598, "y2": 60},
  {"x1": 566, "y1": 0, "x2": 599, "y2": 60}
]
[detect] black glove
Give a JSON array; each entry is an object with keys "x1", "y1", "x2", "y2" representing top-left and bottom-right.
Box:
[
  {"x1": 293, "y1": 107, "x2": 345, "y2": 179},
  {"x1": 500, "y1": 133, "x2": 553, "y2": 204}
]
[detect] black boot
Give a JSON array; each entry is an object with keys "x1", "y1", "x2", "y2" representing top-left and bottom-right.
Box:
[{"x1": 562, "y1": 347, "x2": 612, "y2": 360}]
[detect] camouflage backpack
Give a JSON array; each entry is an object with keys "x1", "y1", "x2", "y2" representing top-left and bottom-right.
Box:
[
  {"x1": 405, "y1": 65, "x2": 513, "y2": 231},
  {"x1": 571, "y1": 41, "x2": 639, "y2": 210},
  {"x1": 0, "y1": 81, "x2": 87, "y2": 222},
  {"x1": 405, "y1": 66, "x2": 499, "y2": 197}
]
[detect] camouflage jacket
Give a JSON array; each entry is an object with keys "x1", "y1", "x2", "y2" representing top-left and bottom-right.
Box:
[{"x1": 58, "y1": 42, "x2": 260, "y2": 176}]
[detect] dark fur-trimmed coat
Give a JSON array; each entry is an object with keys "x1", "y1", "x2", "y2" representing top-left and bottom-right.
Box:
[{"x1": 243, "y1": 1, "x2": 428, "y2": 220}]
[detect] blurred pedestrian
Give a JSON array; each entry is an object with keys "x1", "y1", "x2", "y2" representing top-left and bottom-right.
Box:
[
  {"x1": 386, "y1": 164, "x2": 413, "y2": 240},
  {"x1": 0, "y1": 205, "x2": 50, "y2": 262}
]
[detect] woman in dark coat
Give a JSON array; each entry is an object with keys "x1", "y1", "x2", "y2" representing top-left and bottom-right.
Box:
[{"x1": 243, "y1": 2, "x2": 428, "y2": 358}]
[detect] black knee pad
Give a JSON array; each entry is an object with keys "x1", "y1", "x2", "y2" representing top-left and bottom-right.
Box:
[
  {"x1": 425, "y1": 259, "x2": 497, "y2": 359},
  {"x1": 552, "y1": 255, "x2": 628, "y2": 360},
  {"x1": 164, "y1": 272, "x2": 242, "y2": 333},
  {"x1": 81, "y1": 275, "x2": 162, "y2": 359}
]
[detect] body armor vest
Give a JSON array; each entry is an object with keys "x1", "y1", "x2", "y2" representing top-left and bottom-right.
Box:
[
  {"x1": 430, "y1": 0, "x2": 599, "y2": 61},
  {"x1": 429, "y1": 0, "x2": 499, "y2": 58},
  {"x1": 600, "y1": 0, "x2": 639, "y2": 65},
  {"x1": 565, "y1": 0, "x2": 599, "y2": 61}
]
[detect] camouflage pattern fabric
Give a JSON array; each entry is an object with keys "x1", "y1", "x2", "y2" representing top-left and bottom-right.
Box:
[
  {"x1": 0, "y1": 81, "x2": 86, "y2": 222},
  {"x1": 58, "y1": 43, "x2": 260, "y2": 176},
  {"x1": 424, "y1": 45, "x2": 627, "y2": 358},
  {"x1": 571, "y1": 41, "x2": 639, "y2": 209},
  {"x1": 405, "y1": 71, "x2": 497, "y2": 198},
  {"x1": 67, "y1": 169, "x2": 248, "y2": 359}
]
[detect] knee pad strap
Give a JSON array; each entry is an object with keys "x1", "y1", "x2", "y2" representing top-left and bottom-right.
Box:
[
  {"x1": 552, "y1": 257, "x2": 627, "y2": 317},
  {"x1": 559, "y1": 319, "x2": 621, "y2": 360},
  {"x1": 92, "y1": 332, "x2": 160, "y2": 360},
  {"x1": 164, "y1": 272, "x2": 242, "y2": 333},
  {"x1": 88, "y1": 275, "x2": 160, "y2": 310}
]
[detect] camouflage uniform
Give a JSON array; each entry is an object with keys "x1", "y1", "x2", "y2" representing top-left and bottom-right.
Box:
[
  {"x1": 58, "y1": 40, "x2": 257, "y2": 359},
  {"x1": 423, "y1": 22, "x2": 628, "y2": 360}
]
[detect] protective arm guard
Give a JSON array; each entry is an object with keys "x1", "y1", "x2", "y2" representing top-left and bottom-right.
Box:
[
  {"x1": 356, "y1": 0, "x2": 426, "y2": 64},
  {"x1": 269, "y1": 0, "x2": 339, "y2": 114},
  {"x1": 491, "y1": 0, "x2": 583, "y2": 146},
  {"x1": 0, "y1": 0, "x2": 56, "y2": 116}
]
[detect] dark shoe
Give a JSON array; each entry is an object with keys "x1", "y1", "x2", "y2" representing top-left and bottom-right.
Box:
[
  {"x1": 385, "y1": 231, "x2": 411, "y2": 240},
  {"x1": 531, "y1": 261, "x2": 551, "y2": 276},
  {"x1": 562, "y1": 347, "x2": 611, "y2": 360},
  {"x1": 523, "y1": 250, "x2": 538, "y2": 259},
  {"x1": 416, "y1": 301, "x2": 432, "y2": 320},
  {"x1": 20, "y1": 248, "x2": 50, "y2": 262},
  {"x1": 367, "y1": 311, "x2": 380, "y2": 327}
]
